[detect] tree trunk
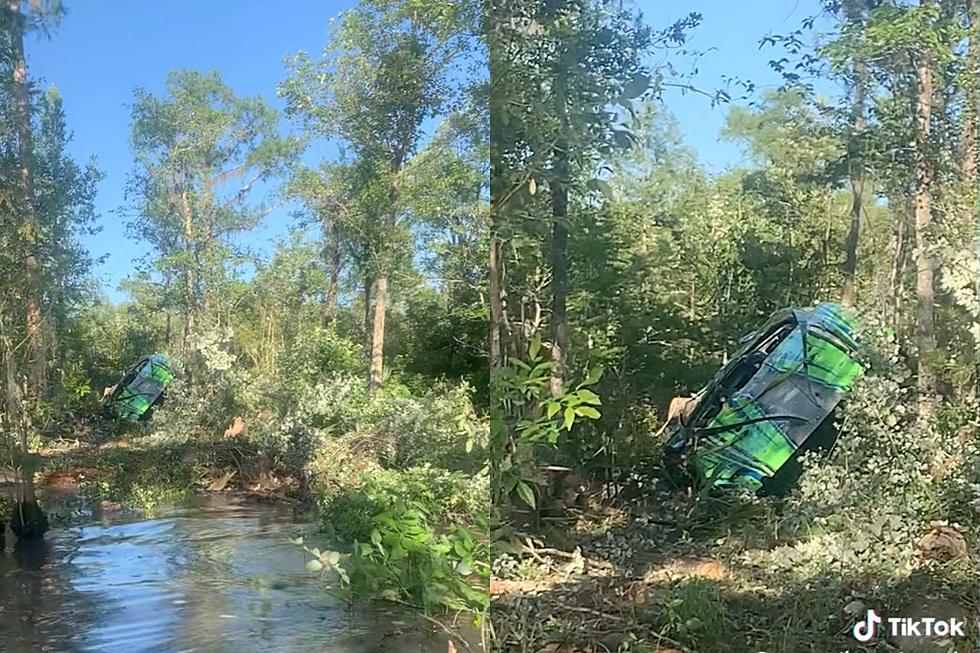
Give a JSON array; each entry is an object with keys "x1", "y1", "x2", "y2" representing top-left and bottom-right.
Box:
[
  {"x1": 549, "y1": 144, "x2": 570, "y2": 397},
  {"x1": 489, "y1": 233, "x2": 505, "y2": 373},
  {"x1": 913, "y1": 50, "x2": 938, "y2": 417},
  {"x1": 363, "y1": 275, "x2": 373, "y2": 347},
  {"x1": 322, "y1": 234, "x2": 341, "y2": 327},
  {"x1": 179, "y1": 188, "x2": 196, "y2": 352},
  {"x1": 9, "y1": 0, "x2": 45, "y2": 395},
  {"x1": 369, "y1": 274, "x2": 387, "y2": 393},
  {"x1": 842, "y1": 55, "x2": 866, "y2": 308}
]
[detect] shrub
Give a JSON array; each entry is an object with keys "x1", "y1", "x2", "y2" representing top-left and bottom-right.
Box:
[
  {"x1": 308, "y1": 464, "x2": 490, "y2": 616},
  {"x1": 298, "y1": 376, "x2": 483, "y2": 472},
  {"x1": 317, "y1": 465, "x2": 488, "y2": 542}
]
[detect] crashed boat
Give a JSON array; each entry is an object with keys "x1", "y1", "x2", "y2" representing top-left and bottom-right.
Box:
[
  {"x1": 665, "y1": 302, "x2": 865, "y2": 495},
  {"x1": 102, "y1": 353, "x2": 175, "y2": 421}
]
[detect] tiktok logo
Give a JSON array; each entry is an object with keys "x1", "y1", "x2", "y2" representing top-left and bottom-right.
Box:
[{"x1": 853, "y1": 609, "x2": 883, "y2": 642}]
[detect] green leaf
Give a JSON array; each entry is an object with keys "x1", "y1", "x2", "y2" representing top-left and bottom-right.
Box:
[
  {"x1": 545, "y1": 401, "x2": 561, "y2": 419},
  {"x1": 359, "y1": 543, "x2": 375, "y2": 556},
  {"x1": 583, "y1": 367, "x2": 603, "y2": 386},
  {"x1": 306, "y1": 559, "x2": 324, "y2": 573},
  {"x1": 326, "y1": 551, "x2": 341, "y2": 565},
  {"x1": 575, "y1": 406, "x2": 601, "y2": 419},
  {"x1": 370, "y1": 529, "x2": 382, "y2": 546},
  {"x1": 562, "y1": 406, "x2": 575, "y2": 431},
  {"x1": 528, "y1": 337, "x2": 542, "y2": 360},
  {"x1": 515, "y1": 481, "x2": 536, "y2": 509},
  {"x1": 577, "y1": 389, "x2": 602, "y2": 405}
]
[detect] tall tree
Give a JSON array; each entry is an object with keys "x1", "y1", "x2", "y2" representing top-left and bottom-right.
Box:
[
  {"x1": 5, "y1": 0, "x2": 47, "y2": 392},
  {"x1": 127, "y1": 70, "x2": 295, "y2": 360},
  {"x1": 912, "y1": 0, "x2": 938, "y2": 415},
  {"x1": 280, "y1": 0, "x2": 469, "y2": 392}
]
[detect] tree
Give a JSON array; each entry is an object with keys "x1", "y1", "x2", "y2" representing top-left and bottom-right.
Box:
[
  {"x1": 4, "y1": 0, "x2": 57, "y2": 393},
  {"x1": 839, "y1": 1, "x2": 871, "y2": 308},
  {"x1": 280, "y1": 0, "x2": 470, "y2": 392},
  {"x1": 127, "y1": 70, "x2": 296, "y2": 362},
  {"x1": 490, "y1": 0, "x2": 666, "y2": 394}
]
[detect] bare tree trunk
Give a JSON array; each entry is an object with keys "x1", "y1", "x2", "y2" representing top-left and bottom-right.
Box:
[
  {"x1": 9, "y1": 0, "x2": 45, "y2": 395},
  {"x1": 549, "y1": 144, "x2": 570, "y2": 397},
  {"x1": 369, "y1": 274, "x2": 387, "y2": 393},
  {"x1": 1, "y1": 321, "x2": 46, "y2": 539},
  {"x1": 913, "y1": 50, "x2": 938, "y2": 418},
  {"x1": 489, "y1": 233, "x2": 505, "y2": 372},
  {"x1": 842, "y1": 55, "x2": 866, "y2": 308}
]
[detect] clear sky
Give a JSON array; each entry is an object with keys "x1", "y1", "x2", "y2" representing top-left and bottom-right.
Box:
[
  {"x1": 25, "y1": 0, "x2": 829, "y2": 303},
  {"x1": 637, "y1": 0, "x2": 831, "y2": 166},
  {"x1": 25, "y1": 0, "x2": 355, "y2": 301}
]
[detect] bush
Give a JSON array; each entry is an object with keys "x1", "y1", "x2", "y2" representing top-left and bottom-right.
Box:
[
  {"x1": 298, "y1": 376, "x2": 484, "y2": 472},
  {"x1": 274, "y1": 327, "x2": 365, "y2": 413},
  {"x1": 317, "y1": 465, "x2": 488, "y2": 542},
  {"x1": 309, "y1": 464, "x2": 489, "y2": 616}
]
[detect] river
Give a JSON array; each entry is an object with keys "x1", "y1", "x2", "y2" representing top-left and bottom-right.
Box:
[{"x1": 0, "y1": 494, "x2": 459, "y2": 652}]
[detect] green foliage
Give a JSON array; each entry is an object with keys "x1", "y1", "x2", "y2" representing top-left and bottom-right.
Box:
[
  {"x1": 319, "y1": 465, "x2": 487, "y2": 542},
  {"x1": 310, "y1": 465, "x2": 489, "y2": 616},
  {"x1": 350, "y1": 506, "x2": 489, "y2": 615},
  {"x1": 656, "y1": 579, "x2": 729, "y2": 648},
  {"x1": 491, "y1": 341, "x2": 602, "y2": 515}
]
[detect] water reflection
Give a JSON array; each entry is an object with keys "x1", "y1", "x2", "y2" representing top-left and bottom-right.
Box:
[{"x1": 0, "y1": 495, "x2": 451, "y2": 652}]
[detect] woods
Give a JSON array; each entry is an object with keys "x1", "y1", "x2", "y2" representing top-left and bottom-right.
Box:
[
  {"x1": 489, "y1": 0, "x2": 979, "y2": 651},
  {"x1": 0, "y1": 0, "x2": 978, "y2": 651},
  {"x1": 0, "y1": 0, "x2": 489, "y2": 646}
]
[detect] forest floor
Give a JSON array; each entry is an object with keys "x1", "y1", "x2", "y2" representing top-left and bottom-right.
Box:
[{"x1": 491, "y1": 482, "x2": 978, "y2": 653}]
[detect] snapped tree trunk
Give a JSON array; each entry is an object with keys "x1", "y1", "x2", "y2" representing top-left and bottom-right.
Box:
[
  {"x1": 913, "y1": 50, "x2": 938, "y2": 417},
  {"x1": 842, "y1": 55, "x2": 866, "y2": 308},
  {"x1": 549, "y1": 144, "x2": 570, "y2": 397},
  {"x1": 9, "y1": 0, "x2": 45, "y2": 395}
]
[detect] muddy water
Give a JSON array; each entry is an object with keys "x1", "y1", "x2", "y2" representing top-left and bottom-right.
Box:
[{"x1": 0, "y1": 495, "x2": 454, "y2": 652}]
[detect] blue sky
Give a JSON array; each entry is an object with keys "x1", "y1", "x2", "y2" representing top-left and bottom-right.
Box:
[
  {"x1": 25, "y1": 0, "x2": 355, "y2": 301},
  {"x1": 638, "y1": 0, "x2": 832, "y2": 164},
  {"x1": 25, "y1": 0, "x2": 830, "y2": 302}
]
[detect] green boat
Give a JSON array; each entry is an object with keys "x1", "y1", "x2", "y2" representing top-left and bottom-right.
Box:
[
  {"x1": 103, "y1": 353, "x2": 175, "y2": 421},
  {"x1": 665, "y1": 302, "x2": 865, "y2": 495}
]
